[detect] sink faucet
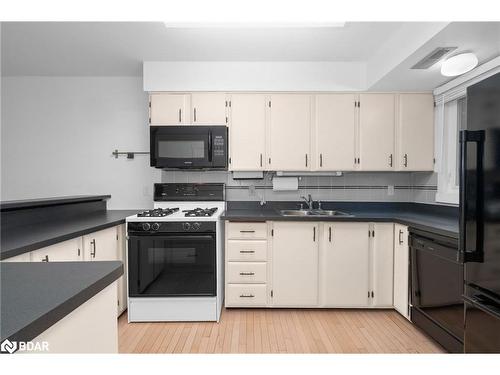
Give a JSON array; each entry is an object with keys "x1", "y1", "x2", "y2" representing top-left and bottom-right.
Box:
[{"x1": 300, "y1": 194, "x2": 314, "y2": 210}]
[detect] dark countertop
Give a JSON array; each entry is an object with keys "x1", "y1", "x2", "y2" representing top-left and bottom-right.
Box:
[
  {"x1": 1, "y1": 210, "x2": 141, "y2": 260},
  {"x1": 0, "y1": 261, "x2": 123, "y2": 342},
  {"x1": 221, "y1": 202, "x2": 459, "y2": 239},
  {"x1": 0, "y1": 195, "x2": 111, "y2": 211}
]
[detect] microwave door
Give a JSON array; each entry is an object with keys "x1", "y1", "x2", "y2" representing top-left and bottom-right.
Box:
[{"x1": 151, "y1": 127, "x2": 210, "y2": 168}]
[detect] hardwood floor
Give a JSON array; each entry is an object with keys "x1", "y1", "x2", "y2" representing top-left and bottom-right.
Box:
[{"x1": 118, "y1": 308, "x2": 444, "y2": 354}]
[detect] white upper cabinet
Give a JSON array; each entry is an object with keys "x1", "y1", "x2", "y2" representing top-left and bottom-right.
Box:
[
  {"x1": 370, "y1": 223, "x2": 394, "y2": 307},
  {"x1": 321, "y1": 222, "x2": 370, "y2": 307},
  {"x1": 358, "y1": 94, "x2": 396, "y2": 171},
  {"x1": 271, "y1": 221, "x2": 319, "y2": 306},
  {"x1": 229, "y1": 94, "x2": 267, "y2": 171},
  {"x1": 314, "y1": 94, "x2": 357, "y2": 171},
  {"x1": 397, "y1": 93, "x2": 434, "y2": 171},
  {"x1": 191, "y1": 93, "x2": 228, "y2": 125},
  {"x1": 268, "y1": 94, "x2": 311, "y2": 171},
  {"x1": 149, "y1": 93, "x2": 190, "y2": 125}
]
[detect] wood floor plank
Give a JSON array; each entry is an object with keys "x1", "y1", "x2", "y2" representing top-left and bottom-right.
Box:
[{"x1": 118, "y1": 308, "x2": 445, "y2": 354}]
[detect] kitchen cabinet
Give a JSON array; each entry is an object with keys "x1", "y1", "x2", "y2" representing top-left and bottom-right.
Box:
[
  {"x1": 358, "y1": 94, "x2": 396, "y2": 171},
  {"x1": 31, "y1": 237, "x2": 83, "y2": 262},
  {"x1": 116, "y1": 224, "x2": 127, "y2": 315},
  {"x1": 397, "y1": 93, "x2": 434, "y2": 171},
  {"x1": 370, "y1": 223, "x2": 395, "y2": 307},
  {"x1": 268, "y1": 94, "x2": 312, "y2": 171},
  {"x1": 393, "y1": 224, "x2": 410, "y2": 319},
  {"x1": 321, "y1": 222, "x2": 370, "y2": 307},
  {"x1": 191, "y1": 93, "x2": 228, "y2": 125},
  {"x1": 83, "y1": 226, "x2": 118, "y2": 262},
  {"x1": 149, "y1": 93, "x2": 190, "y2": 125},
  {"x1": 271, "y1": 221, "x2": 319, "y2": 306},
  {"x1": 1, "y1": 252, "x2": 31, "y2": 262},
  {"x1": 228, "y1": 94, "x2": 267, "y2": 171},
  {"x1": 314, "y1": 94, "x2": 357, "y2": 171}
]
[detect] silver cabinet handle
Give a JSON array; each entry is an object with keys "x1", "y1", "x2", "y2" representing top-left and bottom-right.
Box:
[
  {"x1": 260, "y1": 153, "x2": 263, "y2": 167},
  {"x1": 239, "y1": 230, "x2": 255, "y2": 233},
  {"x1": 178, "y1": 108, "x2": 182, "y2": 123},
  {"x1": 90, "y1": 239, "x2": 96, "y2": 258},
  {"x1": 329, "y1": 227, "x2": 332, "y2": 242},
  {"x1": 320, "y1": 153, "x2": 323, "y2": 167},
  {"x1": 313, "y1": 226, "x2": 316, "y2": 242},
  {"x1": 240, "y1": 294, "x2": 255, "y2": 298},
  {"x1": 42, "y1": 255, "x2": 49, "y2": 262},
  {"x1": 404, "y1": 153, "x2": 408, "y2": 167},
  {"x1": 239, "y1": 250, "x2": 255, "y2": 254},
  {"x1": 239, "y1": 272, "x2": 255, "y2": 276},
  {"x1": 193, "y1": 107, "x2": 197, "y2": 122},
  {"x1": 305, "y1": 154, "x2": 308, "y2": 167},
  {"x1": 389, "y1": 154, "x2": 393, "y2": 167},
  {"x1": 399, "y1": 230, "x2": 404, "y2": 245}
]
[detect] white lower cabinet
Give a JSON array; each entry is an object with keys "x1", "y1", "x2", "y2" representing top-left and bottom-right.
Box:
[
  {"x1": 393, "y1": 224, "x2": 410, "y2": 319},
  {"x1": 224, "y1": 220, "x2": 395, "y2": 310},
  {"x1": 370, "y1": 223, "x2": 395, "y2": 307},
  {"x1": 270, "y1": 221, "x2": 319, "y2": 307},
  {"x1": 83, "y1": 226, "x2": 118, "y2": 261},
  {"x1": 30, "y1": 237, "x2": 83, "y2": 262},
  {"x1": 1, "y1": 252, "x2": 32, "y2": 262},
  {"x1": 320, "y1": 222, "x2": 370, "y2": 307}
]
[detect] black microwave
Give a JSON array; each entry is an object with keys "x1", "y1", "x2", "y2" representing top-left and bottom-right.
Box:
[{"x1": 150, "y1": 126, "x2": 228, "y2": 169}]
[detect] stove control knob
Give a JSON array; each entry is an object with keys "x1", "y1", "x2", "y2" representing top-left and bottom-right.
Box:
[
  {"x1": 192, "y1": 222, "x2": 201, "y2": 231},
  {"x1": 142, "y1": 223, "x2": 151, "y2": 231},
  {"x1": 152, "y1": 223, "x2": 160, "y2": 231},
  {"x1": 183, "y1": 222, "x2": 191, "y2": 231}
]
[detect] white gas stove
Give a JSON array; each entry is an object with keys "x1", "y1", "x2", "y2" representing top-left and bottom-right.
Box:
[{"x1": 126, "y1": 183, "x2": 225, "y2": 322}]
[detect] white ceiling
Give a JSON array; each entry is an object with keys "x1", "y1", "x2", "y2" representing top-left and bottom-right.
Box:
[
  {"x1": 1, "y1": 22, "x2": 406, "y2": 76},
  {"x1": 1, "y1": 21, "x2": 499, "y2": 91}
]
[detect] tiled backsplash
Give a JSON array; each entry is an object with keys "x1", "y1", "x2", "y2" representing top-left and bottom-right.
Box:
[{"x1": 162, "y1": 170, "x2": 440, "y2": 205}]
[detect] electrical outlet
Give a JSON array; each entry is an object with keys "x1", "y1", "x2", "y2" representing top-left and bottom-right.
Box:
[{"x1": 387, "y1": 185, "x2": 395, "y2": 196}]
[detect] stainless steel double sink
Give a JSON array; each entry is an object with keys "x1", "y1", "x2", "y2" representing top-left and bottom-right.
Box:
[{"x1": 279, "y1": 209, "x2": 353, "y2": 217}]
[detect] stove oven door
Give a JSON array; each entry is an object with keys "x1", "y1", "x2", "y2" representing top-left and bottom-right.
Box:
[{"x1": 128, "y1": 233, "x2": 216, "y2": 297}]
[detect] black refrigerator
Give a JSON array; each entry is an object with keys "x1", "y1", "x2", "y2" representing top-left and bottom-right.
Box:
[{"x1": 460, "y1": 72, "x2": 500, "y2": 353}]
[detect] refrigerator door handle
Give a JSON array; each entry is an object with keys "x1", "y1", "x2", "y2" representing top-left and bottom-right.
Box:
[{"x1": 459, "y1": 129, "x2": 485, "y2": 263}]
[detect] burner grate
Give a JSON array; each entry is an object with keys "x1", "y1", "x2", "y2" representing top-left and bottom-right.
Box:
[
  {"x1": 183, "y1": 207, "x2": 218, "y2": 217},
  {"x1": 137, "y1": 208, "x2": 179, "y2": 217}
]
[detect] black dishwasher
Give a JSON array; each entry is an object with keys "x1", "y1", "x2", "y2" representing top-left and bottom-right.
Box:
[{"x1": 410, "y1": 229, "x2": 464, "y2": 353}]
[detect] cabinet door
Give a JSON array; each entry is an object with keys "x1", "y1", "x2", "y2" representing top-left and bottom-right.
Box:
[
  {"x1": 191, "y1": 93, "x2": 227, "y2": 125},
  {"x1": 315, "y1": 94, "x2": 356, "y2": 171},
  {"x1": 229, "y1": 94, "x2": 267, "y2": 171},
  {"x1": 359, "y1": 94, "x2": 395, "y2": 171},
  {"x1": 271, "y1": 221, "x2": 319, "y2": 306},
  {"x1": 1, "y1": 252, "x2": 31, "y2": 262},
  {"x1": 31, "y1": 237, "x2": 82, "y2": 262},
  {"x1": 83, "y1": 226, "x2": 118, "y2": 261},
  {"x1": 321, "y1": 223, "x2": 370, "y2": 307},
  {"x1": 398, "y1": 93, "x2": 434, "y2": 171},
  {"x1": 268, "y1": 94, "x2": 311, "y2": 171},
  {"x1": 393, "y1": 224, "x2": 410, "y2": 319},
  {"x1": 371, "y1": 223, "x2": 394, "y2": 307},
  {"x1": 149, "y1": 93, "x2": 190, "y2": 125}
]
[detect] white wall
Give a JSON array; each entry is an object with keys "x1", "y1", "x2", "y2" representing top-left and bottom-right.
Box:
[
  {"x1": 143, "y1": 61, "x2": 366, "y2": 91},
  {"x1": 1, "y1": 76, "x2": 160, "y2": 209}
]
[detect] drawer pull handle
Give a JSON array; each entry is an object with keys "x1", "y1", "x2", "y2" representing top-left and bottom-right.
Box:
[
  {"x1": 239, "y1": 230, "x2": 255, "y2": 233},
  {"x1": 239, "y1": 272, "x2": 255, "y2": 276},
  {"x1": 240, "y1": 294, "x2": 255, "y2": 298},
  {"x1": 42, "y1": 255, "x2": 49, "y2": 262},
  {"x1": 239, "y1": 250, "x2": 255, "y2": 254}
]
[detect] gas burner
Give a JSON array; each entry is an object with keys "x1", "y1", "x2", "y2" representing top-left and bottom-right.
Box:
[
  {"x1": 183, "y1": 207, "x2": 218, "y2": 217},
  {"x1": 137, "y1": 208, "x2": 179, "y2": 217}
]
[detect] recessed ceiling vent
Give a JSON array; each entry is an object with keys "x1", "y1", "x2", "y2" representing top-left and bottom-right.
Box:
[{"x1": 411, "y1": 47, "x2": 457, "y2": 69}]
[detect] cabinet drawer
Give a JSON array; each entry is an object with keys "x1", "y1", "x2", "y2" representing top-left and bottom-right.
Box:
[
  {"x1": 226, "y1": 284, "x2": 267, "y2": 307},
  {"x1": 227, "y1": 240, "x2": 267, "y2": 261},
  {"x1": 226, "y1": 222, "x2": 267, "y2": 239},
  {"x1": 227, "y1": 262, "x2": 267, "y2": 283}
]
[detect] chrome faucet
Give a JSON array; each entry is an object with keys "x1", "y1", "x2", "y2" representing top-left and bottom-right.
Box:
[{"x1": 300, "y1": 194, "x2": 314, "y2": 210}]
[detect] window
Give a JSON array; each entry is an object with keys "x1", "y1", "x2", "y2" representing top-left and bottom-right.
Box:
[{"x1": 435, "y1": 96, "x2": 466, "y2": 205}]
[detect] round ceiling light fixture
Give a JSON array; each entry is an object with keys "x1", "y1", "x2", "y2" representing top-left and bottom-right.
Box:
[{"x1": 441, "y1": 52, "x2": 478, "y2": 77}]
